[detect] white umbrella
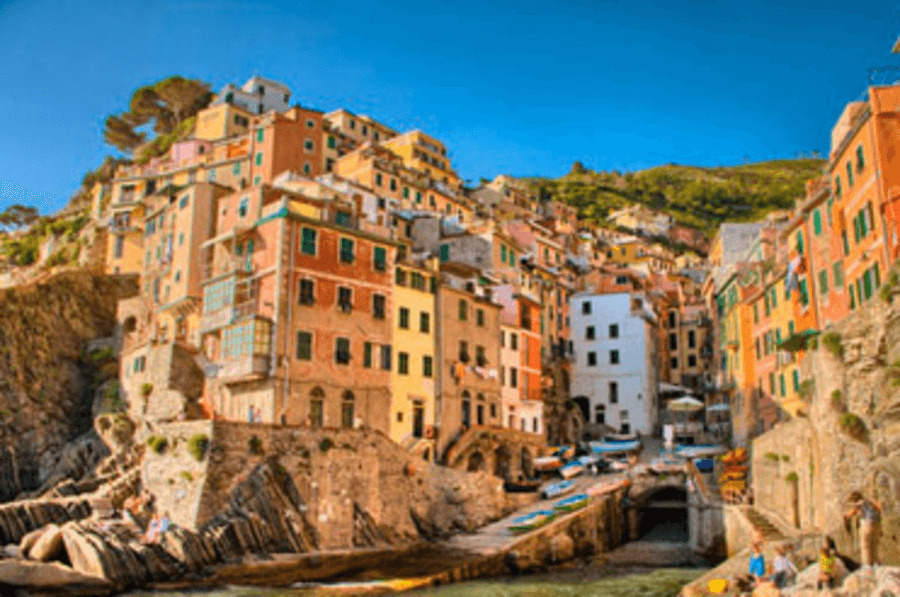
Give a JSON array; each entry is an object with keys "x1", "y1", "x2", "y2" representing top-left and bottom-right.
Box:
[
  {"x1": 707, "y1": 403, "x2": 731, "y2": 412},
  {"x1": 667, "y1": 396, "x2": 705, "y2": 412}
]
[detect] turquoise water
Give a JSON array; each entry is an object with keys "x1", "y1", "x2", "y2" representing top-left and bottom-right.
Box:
[{"x1": 126, "y1": 567, "x2": 705, "y2": 597}]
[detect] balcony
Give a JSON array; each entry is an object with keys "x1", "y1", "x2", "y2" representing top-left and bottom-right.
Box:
[
  {"x1": 217, "y1": 354, "x2": 271, "y2": 381},
  {"x1": 201, "y1": 257, "x2": 253, "y2": 283}
]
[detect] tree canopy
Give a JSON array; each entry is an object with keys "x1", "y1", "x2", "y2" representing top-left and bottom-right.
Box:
[
  {"x1": 0, "y1": 205, "x2": 40, "y2": 231},
  {"x1": 102, "y1": 76, "x2": 212, "y2": 155}
]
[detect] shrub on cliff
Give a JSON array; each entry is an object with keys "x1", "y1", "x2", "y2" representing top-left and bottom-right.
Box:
[
  {"x1": 248, "y1": 435, "x2": 264, "y2": 455},
  {"x1": 831, "y1": 389, "x2": 847, "y2": 413},
  {"x1": 146, "y1": 435, "x2": 167, "y2": 454},
  {"x1": 188, "y1": 434, "x2": 209, "y2": 461},
  {"x1": 785, "y1": 472, "x2": 799, "y2": 483},
  {"x1": 822, "y1": 332, "x2": 843, "y2": 358},
  {"x1": 140, "y1": 383, "x2": 153, "y2": 397},
  {"x1": 839, "y1": 413, "x2": 867, "y2": 442}
]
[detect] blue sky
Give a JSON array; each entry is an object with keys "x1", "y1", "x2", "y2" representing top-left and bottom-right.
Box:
[{"x1": 0, "y1": 0, "x2": 898, "y2": 214}]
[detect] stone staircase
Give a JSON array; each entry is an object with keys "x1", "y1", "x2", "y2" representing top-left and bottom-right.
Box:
[{"x1": 745, "y1": 507, "x2": 785, "y2": 541}]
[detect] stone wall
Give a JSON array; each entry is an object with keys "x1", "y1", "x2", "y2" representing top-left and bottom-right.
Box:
[
  {"x1": 751, "y1": 293, "x2": 900, "y2": 564},
  {"x1": 146, "y1": 421, "x2": 509, "y2": 550}
]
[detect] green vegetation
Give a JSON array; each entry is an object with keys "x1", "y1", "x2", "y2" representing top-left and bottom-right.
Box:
[
  {"x1": 799, "y1": 379, "x2": 815, "y2": 401},
  {"x1": 103, "y1": 76, "x2": 212, "y2": 156},
  {"x1": 102, "y1": 381, "x2": 125, "y2": 414},
  {"x1": 781, "y1": 454, "x2": 790, "y2": 462},
  {"x1": 785, "y1": 472, "x2": 799, "y2": 483},
  {"x1": 880, "y1": 260, "x2": 900, "y2": 304},
  {"x1": 839, "y1": 413, "x2": 867, "y2": 442},
  {"x1": 140, "y1": 383, "x2": 154, "y2": 397},
  {"x1": 188, "y1": 433, "x2": 209, "y2": 461},
  {"x1": 248, "y1": 435, "x2": 264, "y2": 455},
  {"x1": 523, "y1": 158, "x2": 824, "y2": 234},
  {"x1": 146, "y1": 435, "x2": 168, "y2": 454},
  {"x1": 180, "y1": 471, "x2": 193, "y2": 482},
  {"x1": 89, "y1": 347, "x2": 115, "y2": 362},
  {"x1": 831, "y1": 389, "x2": 847, "y2": 413},
  {"x1": 764, "y1": 452, "x2": 781, "y2": 462},
  {"x1": 319, "y1": 437, "x2": 334, "y2": 453},
  {"x1": 822, "y1": 332, "x2": 844, "y2": 358}
]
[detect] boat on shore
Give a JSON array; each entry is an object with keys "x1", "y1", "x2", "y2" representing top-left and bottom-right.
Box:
[
  {"x1": 503, "y1": 479, "x2": 542, "y2": 493},
  {"x1": 508, "y1": 509, "x2": 556, "y2": 533},
  {"x1": 559, "y1": 461, "x2": 585, "y2": 480},
  {"x1": 553, "y1": 493, "x2": 590, "y2": 513},
  {"x1": 533, "y1": 456, "x2": 563, "y2": 473},
  {"x1": 542, "y1": 479, "x2": 575, "y2": 499}
]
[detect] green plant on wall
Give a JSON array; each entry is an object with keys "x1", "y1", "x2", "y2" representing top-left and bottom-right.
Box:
[
  {"x1": 785, "y1": 471, "x2": 799, "y2": 483},
  {"x1": 188, "y1": 434, "x2": 209, "y2": 461},
  {"x1": 140, "y1": 382, "x2": 154, "y2": 397},
  {"x1": 319, "y1": 437, "x2": 334, "y2": 453},
  {"x1": 146, "y1": 435, "x2": 167, "y2": 454},
  {"x1": 248, "y1": 435, "x2": 264, "y2": 455},
  {"x1": 781, "y1": 454, "x2": 790, "y2": 462},
  {"x1": 764, "y1": 452, "x2": 780, "y2": 462},
  {"x1": 830, "y1": 389, "x2": 847, "y2": 413},
  {"x1": 839, "y1": 413, "x2": 867, "y2": 442},
  {"x1": 821, "y1": 332, "x2": 843, "y2": 358}
]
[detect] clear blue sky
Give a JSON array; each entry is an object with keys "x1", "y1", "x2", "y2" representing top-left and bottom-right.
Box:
[{"x1": 1, "y1": 0, "x2": 899, "y2": 213}]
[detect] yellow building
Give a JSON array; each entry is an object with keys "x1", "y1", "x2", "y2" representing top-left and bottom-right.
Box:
[
  {"x1": 194, "y1": 103, "x2": 253, "y2": 142},
  {"x1": 105, "y1": 200, "x2": 144, "y2": 275},
  {"x1": 390, "y1": 260, "x2": 439, "y2": 461},
  {"x1": 380, "y1": 131, "x2": 461, "y2": 189},
  {"x1": 766, "y1": 276, "x2": 803, "y2": 416}
]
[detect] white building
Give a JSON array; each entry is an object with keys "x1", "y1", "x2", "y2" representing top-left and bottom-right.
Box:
[
  {"x1": 569, "y1": 292, "x2": 659, "y2": 436},
  {"x1": 212, "y1": 76, "x2": 292, "y2": 115}
]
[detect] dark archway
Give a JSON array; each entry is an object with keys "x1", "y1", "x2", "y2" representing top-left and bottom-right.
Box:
[
  {"x1": 571, "y1": 396, "x2": 590, "y2": 423},
  {"x1": 467, "y1": 451, "x2": 484, "y2": 472},
  {"x1": 636, "y1": 486, "x2": 688, "y2": 543},
  {"x1": 520, "y1": 447, "x2": 533, "y2": 479},
  {"x1": 494, "y1": 445, "x2": 512, "y2": 481}
]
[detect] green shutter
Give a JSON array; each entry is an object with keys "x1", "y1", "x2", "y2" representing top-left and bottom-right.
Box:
[
  {"x1": 797, "y1": 231, "x2": 804, "y2": 254},
  {"x1": 863, "y1": 270, "x2": 873, "y2": 300},
  {"x1": 813, "y1": 210, "x2": 822, "y2": 235},
  {"x1": 850, "y1": 285, "x2": 856, "y2": 309},
  {"x1": 769, "y1": 373, "x2": 775, "y2": 394},
  {"x1": 255, "y1": 152, "x2": 263, "y2": 166},
  {"x1": 842, "y1": 231, "x2": 850, "y2": 255},
  {"x1": 799, "y1": 279, "x2": 809, "y2": 306},
  {"x1": 301, "y1": 228, "x2": 316, "y2": 255},
  {"x1": 439, "y1": 244, "x2": 450, "y2": 262},
  {"x1": 792, "y1": 370, "x2": 800, "y2": 392},
  {"x1": 501, "y1": 244, "x2": 507, "y2": 263},
  {"x1": 340, "y1": 238, "x2": 354, "y2": 263},
  {"x1": 857, "y1": 145, "x2": 865, "y2": 170},
  {"x1": 373, "y1": 246, "x2": 386, "y2": 270},
  {"x1": 819, "y1": 269, "x2": 829, "y2": 294},
  {"x1": 847, "y1": 161, "x2": 854, "y2": 187},
  {"x1": 364, "y1": 342, "x2": 372, "y2": 368},
  {"x1": 833, "y1": 262, "x2": 843, "y2": 287},
  {"x1": 874, "y1": 263, "x2": 881, "y2": 288},
  {"x1": 779, "y1": 374, "x2": 786, "y2": 397}
]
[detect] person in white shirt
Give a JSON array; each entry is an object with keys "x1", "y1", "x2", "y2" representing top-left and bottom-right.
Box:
[{"x1": 769, "y1": 544, "x2": 798, "y2": 589}]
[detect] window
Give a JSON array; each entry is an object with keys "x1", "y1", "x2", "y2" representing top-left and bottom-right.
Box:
[
  {"x1": 303, "y1": 163, "x2": 311, "y2": 175},
  {"x1": 863, "y1": 269, "x2": 873, "y2": 300},
  {"x1": 688, "y1": 355, "x2": 697, "y2": 367},
  {"x1": 846, "y1": 161, "x2": 854, "y2": 188},
  {"x1": 850, "y1": 285, "x2": 857, "y2": 309},
  {"x1": 304, "y1": 140, "x2": 314, "y2": 152},
  {"x1": 609, "y1": 382, "x2": 618, "y2": 403},
  {"x1": 439, "y1": 244, "x2": 450, "y2": 262},
  {"x1": 296, "y1": 332, "x2": 312, "y2": 360},
  {"x1": 335, "y1": 337, "x2": 351, "y2": 364},
  {"x1": 255, "y1": 152, "x2": 263, "y2": 166},
  {"x1": 459, "y1": 340, "x2": 469, "y2": 362},
  {"x1": 609, "y1": 324, "x2": 619, "y2": 338},
  {"x1": 779, "y1": 373, "x2": 786, "y2": 397},
  {"x1": 327, "y1": 136, "x2": 336, "y2": 149},
  {"x1": 832, "y1": 262, "x2": 843, "y2": 288},
  {"x1": 381, "y1": 345, "x2": 392, "y2": 370},
  {"x1": 256, "y1": 129, "x2": 264, "y2": 142},
  {"x1": 113, "y1": 235, "x2": 124, "y2": 258},
  {"x1": 586, "y1": 326, "x2": 595, "y2": 340},
  {"x1": 669, "y1": 333, "x2": 677, "y2": 350},
  {"x1": 233, "y1": 162, "x2": 241, "y2": 175},
  {"x1": 399, "y1": 307, "x2": 410, "y2": 329},
  {"x1": 338, "y1": 286, "x2": 352, "y2": 312},
  {"x1": 364, "y1": 342, "x2": 373, "y2": 368},
  {"x1": 509, "y1": 367, "x2": 518, "y2": 387},
  {"x1": 792, "y1": 369, "x2": 800, "y2": 392},
  {"x1": 668, "y1": 311, "x2": 677, "y2": 328},
  {"x1": 510, "y1": 333, "x2": 518, "y2": 350},
  {"x1": 856, "y1": 144, "x2": 865, "y2": 171},
  {"x1": 373, "y1": 246, "x2": 387, "y2": 271},
  {"x1": 340, "y1": 238, "x2": 354, "y2": 263},
  {"x1": 341, "y1": 392, "x2": 354, "y2": 428},
  {"x1": 582, "y1": 301, "x2": 591, "y2": 315},
  {"x1": 372, "y1": 294, "x2": 386, "y2": 319},
  {"x1": 587, "y1": 352, "x2": 597, "y2": 366},
  {"x1": 818, "y1": 269, "x2": 829, "y2": 295},
  {"x1": 813, "y1": 209, "x2": 822, "y2": 235},
  {"x1": 753, "y1": 304, "x2": 759, "y2": 323},
  {"x1": 501, "y1": 244, "x2": 507, "y2": 263},
  {"x1": 420, "y1": 312, "x2": 430, "y2": 333},
  {"x1": 799, "y1": 279, "x2": 810, "y2": 307},
  {"x1": 306, "y1": 119, "x2": 315, "y2": 129},
  {"x1": 398, "y1": 352, "x2": 409, "y2": 375},
  {"x1": 615, "y1": 275, "x2": 628, "y2": 284},
  {"x1": 476, "y1": 308, "x2": 485, "y2": 326},
  {"x1": 688, "y1": 330, "x2": 696, "y2": 348},
  {"x1": 796, "y1": 230, "x2": 804, "y2": 254},
  {"x1": 610, "y1": 350, "x2": 620, "y2": 364},
  {"x1": 842, "y1": 231, "x2": 850, "y2": 256},
  {"x1": 671, "y1": 357, "x2": 679, "y2": 369},
  {"x1": 375, "y1": 173, "x2": 382, "y2": 186},
  {"x1": 301, "y1": 228, "x2": 317, "y2": 255},
  {"x1": 476, "y1": 345, "x2": 487, "y2": 366},
  {"x1": 458, "y1": 299, "x2": 468, "y2": 321},
  {"x1": 299, "y1": 279, "x2": 315, "y2": 305}
]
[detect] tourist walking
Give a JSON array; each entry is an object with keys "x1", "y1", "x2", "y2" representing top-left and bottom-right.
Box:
[
  {"x1": 768, "y1": 544, "x2": 797, "y2": 589},
  {"x1": 844, "y1": 491, "x2": 881, "y2": 570},
  {"x1": 748, "y1": 542, "x2": 765, "y2": 586},
  {"x1": 817, "y1": 544, "x2": 836, "y2": 591}
]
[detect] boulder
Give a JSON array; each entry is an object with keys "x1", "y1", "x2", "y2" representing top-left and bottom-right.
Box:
[
  {"x1": 19, "y1": 526, "x2": 44, "y2": 558},
  {"x1": 29, "y1": 523, "x2": 64, "y2": 562},
  {"x1": 61, "y1": 524, "x2": 108, "y2": 580},
  {"x1": 549, "y1": 532, "x2": 575, "y2": 563},
  {"x1": 0, "y1": 558, "x2": 112, "y2": 595}
]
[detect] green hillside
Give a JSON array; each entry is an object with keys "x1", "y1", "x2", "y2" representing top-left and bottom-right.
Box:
[{"x1": 522, "y1": 158, "x2": 826, "y2": 234}]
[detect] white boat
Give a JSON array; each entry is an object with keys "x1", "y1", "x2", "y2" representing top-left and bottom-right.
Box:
[
  {"x1": 559, "y1": 462, "x2": 585, "y2": 480},
  {"x1": 589, "y1": 440, "x2": 641, "y2": 454},
  {"x1": 542, "y1": 479, "x2": 576, "y2": 499}
]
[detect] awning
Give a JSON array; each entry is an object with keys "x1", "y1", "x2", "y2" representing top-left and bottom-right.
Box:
[
  {"x1": 659, "y1": 382, "x2": 692, "y2": 393},
  {"x1": 668, "y1": 396, "x2": 705, "y2": 411},
  {"x1": 777, "y1": 329, "x2": 820, "y2": 352}
]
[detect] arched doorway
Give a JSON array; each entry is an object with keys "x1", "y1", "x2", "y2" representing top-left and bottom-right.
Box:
[
  {"x1": 636, "y1": 486, "x2": 689, "y2": 543},
  {"x1": 571, "y1": 396, "x2": 590, "y2": 423},
  {"x1": 467, "y1": 451, "x2": 484, "y2": 472},
  {"x1": 309, "y1": 387, "x2": 324, "y2": 428},
  {"x1": 494, "y1": 445, "x2": 512, "y2": 480},
  {"x1": 520, "y1": 447, "x2": 533, "y2": 479}
]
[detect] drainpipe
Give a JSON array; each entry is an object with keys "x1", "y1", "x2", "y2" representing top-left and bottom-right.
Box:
[
  {"x1": 270, "y1": 198, "x2": 286, "y2": 423},
  {"x1": 434, "y1": 278, "x2": 444, "y2": 458},
  {"x1": 281, "y1": 200, "x2": 296, "y2": 424}
]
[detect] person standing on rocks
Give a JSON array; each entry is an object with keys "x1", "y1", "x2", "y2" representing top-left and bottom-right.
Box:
[{"x1": 844, "y1": 491, "x2": 881, "y2": 571}]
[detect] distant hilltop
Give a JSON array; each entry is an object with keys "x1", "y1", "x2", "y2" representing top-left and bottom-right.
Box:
[{"x1": 521, "y1": 158, "x2": 826, "y2": 234}]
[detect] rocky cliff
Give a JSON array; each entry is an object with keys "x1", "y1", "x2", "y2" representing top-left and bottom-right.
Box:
[
  {"x1": 0, "y1": 272, "x2": 138, "y2": 501},
  {"x1": 752, "y1": 287, "x2": 900, "y2": 565}
]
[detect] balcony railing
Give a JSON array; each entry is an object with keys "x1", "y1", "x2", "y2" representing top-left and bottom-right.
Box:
[
  {"x1": 217, "y1": 354, "x2": 271, "y2": 381},
  {"x1": 201, "y1": 257, "x2": 253, "y2": 283}
]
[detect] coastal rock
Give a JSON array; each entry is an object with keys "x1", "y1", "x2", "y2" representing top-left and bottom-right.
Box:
[
  {"x1": 29, "y1": 523, "x2": 64, "y2": 561},
  {"x1": 549, "y1": 533, "x2": 575, "y2": 563},
  {"x1": 18, "y1": 526, "x2": 43, "y2": 558},
  {"x1": 0, "y1": 558, "x2": 113, "y2": 595}
]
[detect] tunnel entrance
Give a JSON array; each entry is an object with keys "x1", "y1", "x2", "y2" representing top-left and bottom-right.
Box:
[{"x1": 637, "y1": 486, "x2": 688, "y2": 543}]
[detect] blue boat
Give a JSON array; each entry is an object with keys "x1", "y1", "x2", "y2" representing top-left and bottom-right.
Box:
[
  {"x1": 508, "y1": 509, "x2": 556, "y2": 533},
  {"x1": 542, "y1": 479, "x2": 575, "y2": 499},
  {"x1": 559, "y1": 461, "x2": 585, "y2": 479},
  {"x1": 589, "y1": 440, "x2": 641, "y2": 454},
  {"x1": 553, "y1": 493, "x2": 590, "y2": 513}
]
